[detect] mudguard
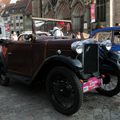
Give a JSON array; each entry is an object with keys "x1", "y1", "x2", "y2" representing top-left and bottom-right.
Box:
[
  {"x1": 100, "y1": 56, "x2": 120, "y2": 73},
  {"x1": 44, "y1": 55, "x2": 83, "y2": 68},
  {"x1": 33, "y1": 55, "x2": 83, "y2": 80}
]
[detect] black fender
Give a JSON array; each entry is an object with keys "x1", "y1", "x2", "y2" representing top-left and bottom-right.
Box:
[
  {"x1": 100, "y1": 58, "x2": 120, "y2": 74},
  {"x1": 32, "y1": 55, "x2": 83, "y2": 81}
]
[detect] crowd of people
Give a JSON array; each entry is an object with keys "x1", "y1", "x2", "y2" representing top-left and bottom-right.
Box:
[
  {"x1": 9, "y1": 22, "x2": 120, "y2": 41},
  {"x1": 50, "y1": 21, "x2": 90, "y2": 40}
]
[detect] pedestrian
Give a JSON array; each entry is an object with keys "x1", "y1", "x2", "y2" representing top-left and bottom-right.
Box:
[
  {"x1": 51, "y1": 21, "x2": 65, "y2": 37},
  {"x1": 76, "y1": 31, "x2": 81, "y2": 39},
  {"x1": 115, "y1": 23, "x2": 120, "y2": 26},
  {"x1": 10, "y1": 32, "x2": 18, "y2": 41},
  {"x1": 82, "y1": 32, "x2": 90, "y2": 39}
]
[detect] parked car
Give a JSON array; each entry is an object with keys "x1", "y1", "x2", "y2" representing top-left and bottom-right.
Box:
[
  {"x1": 97, "y1": 40, "x2": 120, "y2": 97},
  {"x1": 90, "y1": 26, "x2": 120, "y2": 53},
  {"x1": 90, "y1": 27, "x2": 120, "y2": 97},
  {"x1": 0, "y1": 17, "x2": 120, "y2": 115}
]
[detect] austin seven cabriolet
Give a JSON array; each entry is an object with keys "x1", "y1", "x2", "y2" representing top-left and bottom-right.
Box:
[{"x1": 0, "y1": 17, "x2": 120, "y2": 115}]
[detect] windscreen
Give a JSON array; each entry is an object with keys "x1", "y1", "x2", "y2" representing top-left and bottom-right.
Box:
[
  {"x1": 33, "y1": 19, "x2": 72, "y2": 36},
  {"x1": 91, "y1": 31, "x2": 112, "y2": 42}
]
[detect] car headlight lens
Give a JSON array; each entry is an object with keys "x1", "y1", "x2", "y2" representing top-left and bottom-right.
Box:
[
  {"x1": 76, "y1": 45, "x2": 83, "y2": 54},
  {"x1": 100, "y1": 40, "x2": 112, "y2": 51},
  {"x1": 71, "y1": 41, "x2": 84, "y2": 54},
  {"x1": 105, "y1": 43, "x2": 112, "y2": 51}
]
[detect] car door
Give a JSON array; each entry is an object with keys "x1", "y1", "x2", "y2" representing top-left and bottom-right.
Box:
[{"x1": 6, "y1": 38, "x2": 33, "y2": 76}]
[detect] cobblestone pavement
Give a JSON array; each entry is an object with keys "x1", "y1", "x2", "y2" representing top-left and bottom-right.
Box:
[{"x1": 0, "y1": 81, "x2": 120, "y2": 120}]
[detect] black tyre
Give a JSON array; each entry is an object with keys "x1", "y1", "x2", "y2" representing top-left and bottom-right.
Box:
[
  {"x1": 96, "y1": 71, "x2": 120, "y2": 97},
  {"x1": 46, "y1": 66, "x2": 83, "y2": 115},
  {"x1": 0, "y1": 73, "x2": 9, "y2": 86}
]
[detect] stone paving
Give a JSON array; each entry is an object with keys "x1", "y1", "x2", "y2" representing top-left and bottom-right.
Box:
[{"x1": 0, "y1": 81, "x2": 120, "y2": 120}]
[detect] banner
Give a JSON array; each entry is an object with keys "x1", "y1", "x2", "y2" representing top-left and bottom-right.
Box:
[
  {"x1": 5, "y1": 23, "x2": 10, "y2": 32},
  {"x1": 91, "y1": 3, "x2": 96, "y2": 23}
]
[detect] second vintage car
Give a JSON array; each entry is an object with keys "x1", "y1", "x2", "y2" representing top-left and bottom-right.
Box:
[{"x1": 90, "y1": 26, "x2": 120, "y2": 53}]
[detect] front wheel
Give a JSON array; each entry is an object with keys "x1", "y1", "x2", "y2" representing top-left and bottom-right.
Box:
[
  {"x1": 96, "y1": 70, "x2": 120, "y2": 97},
  {"x1": 46, "y1": 66, "x2": 83, "y2": 115}
]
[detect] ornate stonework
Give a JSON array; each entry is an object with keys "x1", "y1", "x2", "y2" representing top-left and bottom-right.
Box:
[{"x1": 32, "y1": 0, "x2": 85, "y2": 32}]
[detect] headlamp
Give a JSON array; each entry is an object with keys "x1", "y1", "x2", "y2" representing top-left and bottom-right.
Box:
[
  {"x1": 71, "y1": 41, "x2": 83, "y2": 54},
  {"x1": 105, "y1": 43, "x2": 112, "y2": 51}
]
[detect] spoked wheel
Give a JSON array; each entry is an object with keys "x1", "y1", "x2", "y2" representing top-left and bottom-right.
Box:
[
  {"x1": 46, "y1": 66, "x2": 83, "y2": 115},
  {"x1": 96, "y1": 71, "x2": 120, "y2": 97}
]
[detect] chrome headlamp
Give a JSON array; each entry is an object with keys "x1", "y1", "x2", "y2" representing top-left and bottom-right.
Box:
[
  {"x1": 71, "y1": 41, "x2": 84, "y2": 54},
  {"x1": 105, "y1": 43, "x2": 112, "y2": 51},
  {"x1": 101, "y1": 40, "x2": 112, "y2": 51}
]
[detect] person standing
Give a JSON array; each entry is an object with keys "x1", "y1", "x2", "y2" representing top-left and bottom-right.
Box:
[
  {"x1": 52, "y1": 21, "x2": 65, "y2": 37},
  {"x1": 10, "y1": 32, "x2": 18, "y2": 41},
  {"x1": 76, "y1": 32, "x2": 81, "y2": 39}
]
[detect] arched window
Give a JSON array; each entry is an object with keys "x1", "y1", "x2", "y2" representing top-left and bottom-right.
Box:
[
  {"x1": 51, "y1": 0, "x2": 57, "y2": 8},
  {"x1": 96, "y1": 0, "x2": 106, "y2": 22}
]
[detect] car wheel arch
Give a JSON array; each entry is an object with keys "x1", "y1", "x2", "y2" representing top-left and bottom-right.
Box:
[{"x1": 32, "y1": 55, "x2": 82, "y2": 84}]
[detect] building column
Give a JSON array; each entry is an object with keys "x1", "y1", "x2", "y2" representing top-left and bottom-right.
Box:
[
  {"x1": 110, "y1": 0, "x2": 113, "y2": 27},
  {"x1": 32, "y1": 0, "x2": 42, "y2": 17}
]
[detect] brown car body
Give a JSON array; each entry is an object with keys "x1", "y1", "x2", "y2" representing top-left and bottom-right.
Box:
[
  {"x1": 0, "y1": 18, "x2": 99, "y2": 115},
  {"x1": 1, "y1": 36, "x2": 81, "y2": 83},
  {"x1": 1, "y1": 35, "x2": 99, "y2": 86}
]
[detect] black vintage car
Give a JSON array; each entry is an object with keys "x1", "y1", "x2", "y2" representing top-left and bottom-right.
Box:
[{"x1": 0, "y1": 17, "x2": 120, "y2": 115}]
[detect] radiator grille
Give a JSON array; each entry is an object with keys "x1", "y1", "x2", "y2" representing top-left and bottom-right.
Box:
[{"x1": 83, "y1": 44, "x2": 99, "y2": 74}]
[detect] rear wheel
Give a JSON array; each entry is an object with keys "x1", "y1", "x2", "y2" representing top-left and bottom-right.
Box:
[
  {"x1": 0, "y1": 73, "x2": 9, "y2": 86},
  {"x1": 0, "y1": 65, "x2": 9, "y2": 86},
  {"x1": 46, "y1": 66, "x2": 83, "y2": 115},
  {"x1": 96, "y1": 71, "x2": 120, "y2": 97}
]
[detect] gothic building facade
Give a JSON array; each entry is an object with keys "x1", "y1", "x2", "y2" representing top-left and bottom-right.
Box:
[
  {"x1": 32, "y1": 0, "x2": 85, "y2": 32},
  {"x1": 32, "y1": 0, "x2": 120, "y2": 32}
]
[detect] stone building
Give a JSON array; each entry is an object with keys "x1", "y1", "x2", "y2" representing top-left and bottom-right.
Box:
[
  {"x1": 109, "y1": 0, "x2": 120, "y2": 25},
  {"x1": 32, "y1": 0, "x2": 120, "y2": 32},
  {"x1": 32, "y1": 0, "x2": 85, "y2": 32},
  {"x1": 85, "y1": 0, "x2": 120, "y2": 30},
  {"x1": 1, "y1": 0, "x2": 32, "y2": 35}
]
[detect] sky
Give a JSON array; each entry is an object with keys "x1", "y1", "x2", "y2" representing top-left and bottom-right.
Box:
[{"x1": 10, "y1": 0, "x2": 17, "y2": 3}]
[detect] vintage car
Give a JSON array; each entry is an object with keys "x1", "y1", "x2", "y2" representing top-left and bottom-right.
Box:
[
  {"x1": 90, "y1": 27, "x2": 120, "y2": 98},
  {"x1": 90, "y1": 26, "x2": 120, "y2": 53},
  {"x1": 0, "y1": 17, "x2": 119, "y2": 115}
]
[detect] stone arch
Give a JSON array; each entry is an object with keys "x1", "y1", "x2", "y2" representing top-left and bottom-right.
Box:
[
  {"x1": 55, "y1": 2, "x2": 71, "y2": 19},
  {"x1": 71, "y1": 2, "x2": 84, "y2": 32}
]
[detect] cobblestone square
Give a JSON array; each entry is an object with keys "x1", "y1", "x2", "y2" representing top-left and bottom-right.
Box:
[{"x1": 0, "y1": 81, "x2": 120, "y2": 120}]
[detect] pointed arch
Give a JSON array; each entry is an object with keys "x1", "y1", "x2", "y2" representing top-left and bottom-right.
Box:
[
  {"x1": 55, "y1": 2, "x2": 71, "y2": 19},
  {"x1": 71, "y1": 2, "x2": 84, "y2": 32}
]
